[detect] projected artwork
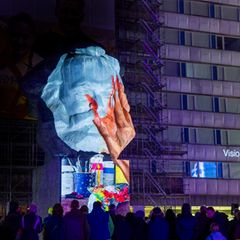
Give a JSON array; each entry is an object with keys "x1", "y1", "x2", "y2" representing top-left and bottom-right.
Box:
[
  {"x1": 191, "y1": 162, "x2": 218, "y2": 178},
  {"x1": 61, "y1": 155, "x2": 129, "y2": 212},
  {"x1": 41, "y1": 46, "x2": 135, "y2": 210}
]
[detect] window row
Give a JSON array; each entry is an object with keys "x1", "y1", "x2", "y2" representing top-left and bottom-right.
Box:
[
  {"x1": 164, "y1": 61, "x2": 240, "y2": 82},
  {"x1": 165, "y1": 28, "x2": 240, "y2": 52},
  {"x1": 150, "y1": 160, "x2": 240, "y2": 179},
  {"x1": 167, "y1": 126, "x2": 240, "y2": 145},
  {"x1": 128, "y1": 91, "x2": 240, "y2": 114},
  {"x1": 167, "y1": 93, "x2": 240, "y2": 114},
  {"x1": 163, "y1": 0, "x2": 240, "y2": 22},
  {"x1": 187, "y1": 161, "x2": 240, "y2": 179}
]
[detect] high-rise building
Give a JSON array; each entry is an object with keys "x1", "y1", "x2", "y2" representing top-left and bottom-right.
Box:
[{"x1": 116, "y1": 0, "x2": 240, "y2": 206}]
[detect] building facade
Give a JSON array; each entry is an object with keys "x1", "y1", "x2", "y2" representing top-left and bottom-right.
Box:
[{"x1": 116, "y1": 0, "x2": 240, "y2": 206}]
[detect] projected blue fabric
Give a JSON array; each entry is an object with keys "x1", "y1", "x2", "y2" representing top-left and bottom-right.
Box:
[{"x1": 41, "y1": 46, "x2": 122, "y2": 153}]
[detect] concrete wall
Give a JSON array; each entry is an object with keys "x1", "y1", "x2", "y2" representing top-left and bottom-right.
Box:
[{"x1": 32, "y1": 155, "x2": 61, "y2": 218}]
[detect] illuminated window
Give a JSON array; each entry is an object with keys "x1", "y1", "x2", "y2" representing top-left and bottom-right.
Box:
[
  {"x1": 191, "y1": 162, "x2": 217, "y2": 178},
  {"x1": 217, "y1": 162, "x2": 223, "y2": 178},
  {"x1": 190, "y1": 162, "x2": 240, "y2": 179}
]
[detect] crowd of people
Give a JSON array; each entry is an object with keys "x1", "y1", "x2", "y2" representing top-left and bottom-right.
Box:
[{"x1": 1, "y1": 201, "x2": 240, "y2": 240}]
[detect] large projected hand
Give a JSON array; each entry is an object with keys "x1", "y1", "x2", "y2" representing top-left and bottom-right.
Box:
[{"x1": 85, "y1": 76, "x2": 135, "y2": 182}]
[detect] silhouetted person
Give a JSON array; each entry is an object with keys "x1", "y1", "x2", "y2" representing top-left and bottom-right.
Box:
[
  {"x1": 63, "y1": 199, "x2": 89, "y2": 240},
  {"x1": 88, "y1": 201, "x2": 112, "y2": 240},
  {"x1": 206, "y1": 206, "x2": 228, "y2": 238},
  {"x1": 43, "y1": 203, "x2": 63, "y2": 240},
  {"x1": 2, "y1": 201, "x2": 21, "y2": 240},
  {"x1": 176, "y1": 203, "x2": 195, "y2": 240},
  {"x1": 125, "y1": 212, "x2": 137, "y2": 239},
  {"x1": 165, "y1": 208, "x2": 178, "y2": 240},
  {"x1": 147, "y1": 207, "x2": 169, "y2": 240},
  {"x1": 80, "y1": 205, "x2": 89, "y2": 215},
  {"x1": 206, "y1": 222, "x2": 227, "y2": 240},
  {"x1": 43, "y1": 207, "x2": 53, "y2": 228},
  {"x1": 134, "y1": 210, "x2": 148, "y2": 240},
  {"x1": 21, "y1": 203, "x2": 43, "y2": 240},
  {"x1": 112, "y1": 206, "x2": 132, "y2": 240},
  {"x1": 194, "y1": 205, "x2": 209, "y2": 240},
  {"x1": 228, "y1": 209, "x2": 240, "y2": 240}
]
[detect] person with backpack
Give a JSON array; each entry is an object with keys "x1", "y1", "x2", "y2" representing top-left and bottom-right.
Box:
[
  {"x1": 43, "y1": 203, "x2": 63, "y2": 240},
  {"x1": 20, "y1": 203, "x2": 43, "y2": 240}
]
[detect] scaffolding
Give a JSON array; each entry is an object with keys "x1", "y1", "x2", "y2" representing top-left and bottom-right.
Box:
[
  {"x1": 0, "y1": 119, "x2": 44, "y2": 215},
  {"x1": 116, "y1": 0, "x2": 188, "y2": 206}
]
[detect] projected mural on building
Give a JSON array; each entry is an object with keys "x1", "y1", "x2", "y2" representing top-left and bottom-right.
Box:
[{"x1": 41, "y1": 46, "x2": 135, "y2": 210}]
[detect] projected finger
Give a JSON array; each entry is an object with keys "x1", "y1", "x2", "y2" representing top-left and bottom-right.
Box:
[
  {"x1": 115, "y1": 76, "x2": 134, "y2": 129},
  {"x1": 112, "y1": 76, "x2": 128, "y2": 128},
  {"x1": 117, "y1": 78, "x2": 135, "y2": 131},
  {"x1": 116, "y1": 75, "x2": 130, "y2": 113}
]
